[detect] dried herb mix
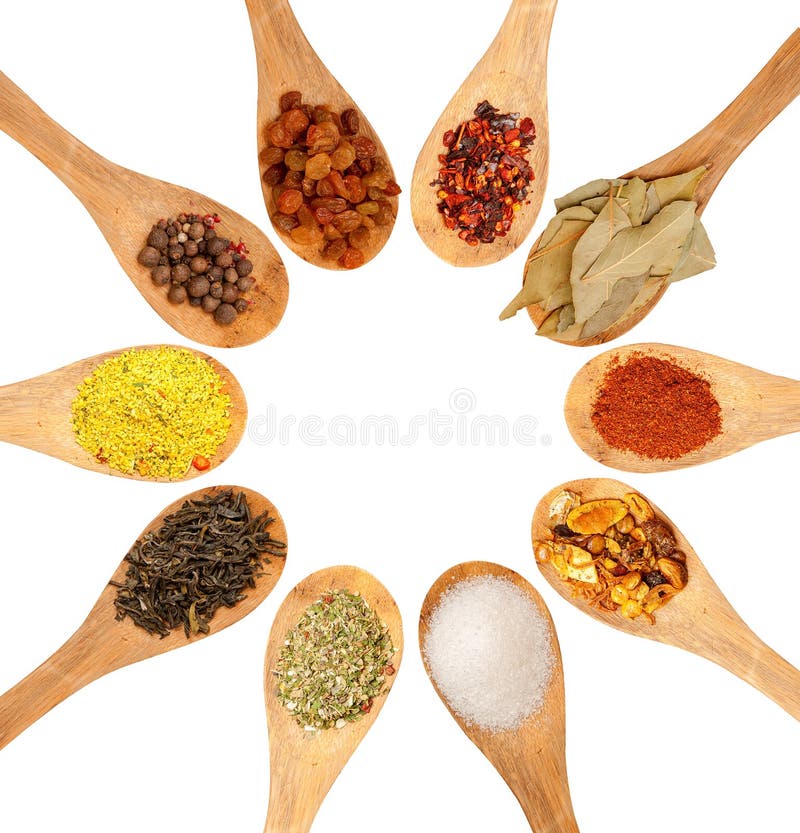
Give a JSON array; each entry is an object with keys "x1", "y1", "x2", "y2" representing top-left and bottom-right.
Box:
[
  {"x1": 432, "y1": 101, "x2": 536, "y2": 246},
  {"x1": 139, "y1": 213, "x2": 255, "y2": 326},
  {"x1": 261, "y1": 91, "x2": 400, "y2": 268},
  {"x1": 500, "y1": 167, "x2": 716, "y2": 340},
  {"x1": 275, "y1": 590, "x2": 396, "y2": 731},
  {"x1": 535, "y1": 490, "x2": 688, "y2": 623},
  {"x1": 592, "y1": 354, "x2": 722, "y2": 459},
  {"x1": 71, "y1": 346, "x2": 231, "y2": 479},
  {"x1": 111, "y1": 489, "x2": 286, "y2": 637}
]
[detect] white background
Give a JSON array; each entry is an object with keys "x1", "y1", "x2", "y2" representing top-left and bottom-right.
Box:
[{"x1": 1, "y1": 1, "x2": 798, "y2": 831}]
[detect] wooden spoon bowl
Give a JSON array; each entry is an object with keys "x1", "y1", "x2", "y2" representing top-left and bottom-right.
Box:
[
  {"x1": 0, "y1": 484, "x2": 288, "y2": 750},
  {"x1": 0, "y1": 344, "x2": 247, "y2": 482},
  {"x1": 244, "y1": 0, "x2": 399, "y2": 270},
  {"x1": 419, "y1": 561, "x2": 579, "y2": 833},
  {"x1": 0, "y1": 71, "x2": 288, "y2": 348},
  {"x1": 412, "y1": 0, "x2": 558, "y2": 267},
  {"x1": 532, "y1": 479, "x2": 800, "y2": 720},
  {"x1": 262, "y1": 566, "x2": 403, "y2": 833},
  {"x1": 526, "y1": 29, "x2": 800, "y2": 344},
  {"x1": 564, "y1": 342, "x2": 800, "y2": 472}
]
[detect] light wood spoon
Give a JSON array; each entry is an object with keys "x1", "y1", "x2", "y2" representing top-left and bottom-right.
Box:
[
  {"x1": 0, "y1": 71, "x2": 289, "y2": 348},
  {"x1": 526, "y1": 28, "x2": 800, "y2": 344},
  {"x1": 0, "y1": 344, "x2": 246, "y2": 481},
  {"x1": 532, "y1": 479, "x2": 800, "y2": 720},
  {"x1": 419, "y1": 561, "x2": 579, "y2": 833},
  {"x1": 244, "y1": 0, "x2": 399, "y2": 270},
  {"x1": 411, "y1": 0, "x2": 558, "y2": 267},
  {"x1": 565, "y1": 342, "x2": 800, "y2": 473},
  {"x1": 0, "y1": 485, "x2": 288, "y2": 750},
  {"x1": 262, "y1": 566, "x2": 403, "y2": 833}
]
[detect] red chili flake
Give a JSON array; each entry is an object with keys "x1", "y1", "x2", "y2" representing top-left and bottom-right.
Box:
[
  {"x1": 360, "y1": 699, "x2": 373, "y2": 713},
  {"x1": 384, "y1": 665, "x2": 395, "y2": 676},
  {"x1": 95, "y1": 449, "x2": 108, "y2": 464},
  {"x1": 191, "y1": 455, "x2": 211, "y2": 471},
  {"x1": 431, "y1": 100, "x2": 535, "y2": 246},
  {"x1": 322, "y1": 595, "x2": 334, "y2": 604}
]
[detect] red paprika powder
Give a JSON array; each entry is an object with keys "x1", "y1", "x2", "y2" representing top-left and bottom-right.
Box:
[{"x1": 591, "y1": 354, "x2": 722, "y2": 459}]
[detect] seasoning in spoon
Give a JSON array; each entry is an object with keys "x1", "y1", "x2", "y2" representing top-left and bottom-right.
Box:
[
  {"x1": 535, "y1": 490, "x2": 688, "y2": 622},
  {"x1": 261, "y1": 91, "x2": 400, "y2": 269},
  {"x1": 138, "y1": 213, "x2": 255, "y2": 326},
  {"x1": 592, "y1": 354, "x2": 722, "y2": 459},
  {"x1": 111, "y1": 489, "x2": 286, "y2": 638},
  {"x1": 500, "y1": 167, "x2": 717, "y2": 340},
  {"x1": 423, "y1": 575, "x2": 553, "y2": 732},
  {"x1": 71, "y1": 346, "x2": 231, "y2": 478},
  {"x1": 431, "y1": 100, "x2": 536, "y2": 246},
  {"x1": 274, "y1": 589, "x2": 396, "y2": 731}
]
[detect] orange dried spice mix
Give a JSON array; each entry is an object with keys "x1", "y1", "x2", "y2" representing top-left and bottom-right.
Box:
[
  {"x1": 535, "y1": 491, "x2": 688, "y2": 623},
  {"x1": 261, "y1": 90, "x2": 400, "y2": 269}
]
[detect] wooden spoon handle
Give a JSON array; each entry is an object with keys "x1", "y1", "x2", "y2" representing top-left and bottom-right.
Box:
[
  {"x1": 628, "y1": 29, "x2": 800, "y2": 211},
  {"x1": 750, "y1": 375, "x2": 800, "y2": 440},
  {"x1": 244, "y1": 0, "x2": 312, "y2": 81},
  {"x1": 0, "y1": 71, "x2": 114, "y2": 205},
  {"x1": 505, "y1": 750, "x2": 580, "y2": 833},
  {"x1": 0, "y1": 378, "x2": 50, "y2": 454},
  {"x1": 483, "y1": 0, "x2": 558, "y2": 70}
]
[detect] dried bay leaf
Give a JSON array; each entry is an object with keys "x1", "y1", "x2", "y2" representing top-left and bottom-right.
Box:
[
  {"x1": 557, "y1": 304, "x2": 576, "y2": 333},
  {"x1": 539, "y1": 205, "x2": 597, "y2": 247},
  {"x1": 554, "y1": 178, "x2": 626, "y2": 212},
  {"x1": 583, "y1": 200, "x2": 697, "y2": 285},
  {"x1": 571, "y1": 198, "x2": 631, "y2": 282},
  {"x1": 619, "y1": 177, "x2": 647, "y2": 225},
  {"x1": 652, "y1": 166, "x2": 707, "y2": 207},
  {"x1": 669, "y1": 219, "x2": 716, "y2": 282},
  {"x1": 582, "y1": 196, "x2": 630, "y2": 213},
  {"x1": 642, "y1": 184, "x2": 661, "y2": 223},
  {"x1": 580, "y1": 273, "x2": 647, "y2": 339}
]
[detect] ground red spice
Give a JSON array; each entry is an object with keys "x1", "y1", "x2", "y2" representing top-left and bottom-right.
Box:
[{"x1": 591, "y1": 354, "x2": 722, "y2": 459}]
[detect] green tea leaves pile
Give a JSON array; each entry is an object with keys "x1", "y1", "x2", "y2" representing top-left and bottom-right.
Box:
[
  {"x1": 275, "y1": 590, "x2": 396, "y2": 731},
  {"x1": 500, "y1": 166, "x2": 716, "y2": 341}
]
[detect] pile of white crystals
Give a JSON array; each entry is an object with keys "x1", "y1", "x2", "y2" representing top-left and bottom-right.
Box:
[{"x1": 423, "y1": 575, "x2": 555, "y2": 732}]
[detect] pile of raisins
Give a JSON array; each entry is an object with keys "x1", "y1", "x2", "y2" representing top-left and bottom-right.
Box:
[{"x1": 261, "y1": 91, "x2": 400, "y2": 269}]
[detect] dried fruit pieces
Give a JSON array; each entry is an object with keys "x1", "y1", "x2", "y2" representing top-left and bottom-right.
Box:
[
  {"x1": 260, "y1": 91, "x2": 399, "y2": 268},
  {"x1": 535, "y1": 490, "x2": 688, "y2": 623},
  {"x1": 432, "y1": 100, "x2": 536, "y2": 246},
  {"x1": 500, "y1": 167, "x2": 716, "y2": 340}
]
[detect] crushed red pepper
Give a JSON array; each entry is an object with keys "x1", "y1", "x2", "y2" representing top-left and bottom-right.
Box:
[
  {"x1": 591, "y1": 354, "x2": 722, "y2": 459},
  {"x1": 431, "y1": 100, "x2": 535, "y2": 246}
]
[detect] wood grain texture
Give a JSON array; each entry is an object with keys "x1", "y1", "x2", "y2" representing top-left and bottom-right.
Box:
[
  {"x1": 532, "y1": 479, "x2": 800, "y2": 720},
  {"x1": 0, "y1": 485, "x2": 288, "y2": 750},
  {"x1": 0, "y1": 345, "x2": 247, "y2": 482},
  {"x1": 263, "y1": 566, "x2": 403, "y2": 833},
  {"x1": 419, "y1": 561, "x2": 579, "y2": 833},
  {"x1": 0, "y1": 71, "x2": 289, "y2": 348},
  {"x1": 411, "y1": 0, "x2": 558, "y2": 268},
  {"x1": 526, "y1": 28, "x2": 800, "y2": 345},
  {"x1": 244, "y1": 0, "x2": 399, "y2": 270},
  {"x1": 564, "y1": 343, "x2": 800, "y2": 473}
]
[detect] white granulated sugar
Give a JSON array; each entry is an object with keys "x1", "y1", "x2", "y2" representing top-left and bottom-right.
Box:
[{"x1": 423, "y1": 575, "x2": 555, "y2": 733}]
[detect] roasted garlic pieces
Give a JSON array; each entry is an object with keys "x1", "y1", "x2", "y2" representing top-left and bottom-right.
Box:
[{"x1": 535, "y1": 491, "x2": 688, "y2": 623}]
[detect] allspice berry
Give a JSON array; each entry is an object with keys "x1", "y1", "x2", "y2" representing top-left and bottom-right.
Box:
[
  {"x1": 221, "y1": 283, "x2": 240, "y2": 304},
  {"x1": 138, "y1": 246, "x2": 160, "y2": 267},
  {"x1": 167, "y1": 284, "x2": 187, "y2": 304},
  {"x1": 189, "y1": 255, "x2": 209, "y2": 274},
  {"x1": 206, "y1": 236, "x2": 227, "y2": 257},
  {"x1": 236, "y1": 258, "x2": 253, "y2": 277},
  {"x1": 224, "y1": 267, "x2": 239, "y2": 283},
  {"x1": 171, "y1": 263, "x2": 191, "y2": 283},
  {"x1": 234, "y1": 298, "x2": 249, "y2": 313},
  {"x1": 151, "y1": 265, "x2": 171, "y2": 286},
  {"x1": 183, "y1": 239, "x2": 199, "y2": 258},
  {"x1": 236, "y1": 275, "x2": 255, "y2": 292},
  {"x1": 187, "y1": 276, "x2": 211, "y2": 298},
  {"x1": 202, "y1": 295, "x2": 221, "y2": 313},
  {"x1": 214, "y1": 303, "x2": 238, "y2": 325},
  {"x1": 209, "y1": 282, "x2": 224, "y2": 299},
  {"x1": 147, "y1": 228, "x2": 169, "y2": 249},
  {"x1": 167, "y1": 244, "x2": 184, "y2": 261},
  {"x1": 215, "y1": 251, "x2": 234, "y2": 269},
  {"x1": 188, "y1": 221, "x2": 206, "y2": 240}
]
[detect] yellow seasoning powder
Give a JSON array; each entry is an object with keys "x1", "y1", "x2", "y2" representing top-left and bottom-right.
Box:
[{"x1": 71, "y1": 346, "x2": 231, "y2": 479}]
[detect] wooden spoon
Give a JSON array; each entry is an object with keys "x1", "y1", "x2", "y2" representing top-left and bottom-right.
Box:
[
  {"x1": 0, "y1": 344, "x2": 246, "y2": 481},
  {"x1": 0, "y1": 485, "x2": 288, "y2": 750},
  {"x1": 419, "y1": 561, "x2": 579, "y2": 833},
  {"x1": 262, "y1": 566, "x2": 403, "y2": 833},
  {"x1": 526, "y1": 29, "x2": 800, "y2": 344},
  {"x1": 564, "y1": 342, "x2": 800, "y2": 473},
  {"x1": 411, "y1": 0, "x2": 558, "y2": 267},
  {"x1": 0, "y1": 71, "x2": 288, "y2": 348},
  {"x1": 532, "y1": 479, "x2": 800, "y2": 720},
  {"x1": 244, "y1": 0, "x2": 399, "y2": 270}
]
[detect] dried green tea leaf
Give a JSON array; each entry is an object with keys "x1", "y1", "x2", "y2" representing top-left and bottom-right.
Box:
[
  {"x1": 653, "y1": 166, "x2": 707, "y2": 207},
  {"x1": 669, "y1": 218, "x2": 716, "y2": 282},
  {"x1": 580, "y1": 273, "x2": 647, "y2": 339},
  {"x1": 619, "y1": 177, "x2": 647, "y2": 226},
  {"x1": 583, "y1": 200, "x2": 697, "y2": 285},
  {"x1": 642, "y1": 184, "x2": 661, "y2": 223},
  {"x1": 500, "y1": 218, "x2": 592, "y2": 320},
  {"x1": 554, "y1": 178, "x2": 626, "y2": 212},
  {"x1": 571, "y1": 198, "x2": 632, "y2": 281}
]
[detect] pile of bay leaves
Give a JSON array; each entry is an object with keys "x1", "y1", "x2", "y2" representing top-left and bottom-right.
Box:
[{"x1": 500, "y1": 166, "x2": 716, "y2": 342}]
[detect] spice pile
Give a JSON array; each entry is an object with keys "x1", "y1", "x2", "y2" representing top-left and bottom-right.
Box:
[
  {"x1": 535, "y1": 490, "x2": 688, "y2": 623},
  {"x1": 261, "y1": 91, "x2": 400, "y2": 269},
  {"x1": 592, "y1": 354, "x2": 722, "y2": 459},
  {"x1": 422, "y1": 575, "x2": 553, "y2": 733},
  {"x1": 275, "y1": 589, "x2": 396, "y2": 731},
  {"x1": 500, "y1": 167, "x2": 716, "y2": 340},
  {"x1": 71, "y1": 346, "x2": 231, "y2": 479},
  {"x1": 431, "y1": 100, "x2": 535, "y2": 246},
  {"x1": 138, "y1": 213, "x2": 255, "y2": 326},
  {"x1": 111, "y1": 489, "x2": 286, "y2": 638}
]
